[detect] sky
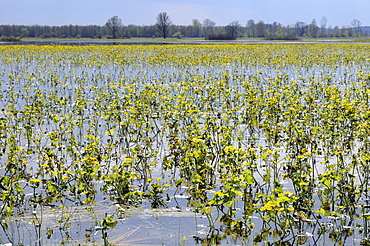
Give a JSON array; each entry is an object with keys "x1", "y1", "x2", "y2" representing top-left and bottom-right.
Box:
[{"x1": 1, "y1": 0, "x2": 369, "y2": 27}]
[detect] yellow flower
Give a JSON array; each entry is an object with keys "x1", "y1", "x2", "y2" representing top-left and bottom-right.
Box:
[
  {"x1": 192, "y1": 138, "x2": 204, "y2": 143},
  {"x1": 261, "y1": 200, "x2": 277, "y2": 211},
  {"x1": 30, "y1": 179, "x2": 41, "y2": 183}
]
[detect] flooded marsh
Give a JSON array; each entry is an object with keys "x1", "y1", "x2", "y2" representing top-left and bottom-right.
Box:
[{"x1": 1, "y1": 44, "x2": 370, "y2": 245}]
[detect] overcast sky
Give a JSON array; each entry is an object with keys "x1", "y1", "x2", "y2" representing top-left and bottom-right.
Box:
[{"x1": 1, "y1": 0, "x2": 368, "y2": 27}]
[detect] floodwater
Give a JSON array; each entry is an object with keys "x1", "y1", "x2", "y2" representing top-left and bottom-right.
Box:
[
  {"x1": 0, "y1": 38, "x2": 363, "y2": 46},
  {"x1": 1, "y1": 44, "x2": 370, "y2": 245}
]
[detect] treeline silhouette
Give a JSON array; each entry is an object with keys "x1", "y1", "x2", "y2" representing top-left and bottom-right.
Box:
[{"x1": 0, "y1": 20, "x2": 366, "y2": 39}]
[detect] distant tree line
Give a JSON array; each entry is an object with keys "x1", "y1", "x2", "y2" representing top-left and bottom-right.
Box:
[{"x1": 0, "y1": 15, "x2": 366, "y2": 39}]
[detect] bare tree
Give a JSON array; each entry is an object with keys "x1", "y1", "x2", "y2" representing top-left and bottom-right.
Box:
[
  {"x1": 351, "y1": 19, "x2": 362, "y2": 37},
  {"x1": 320, "y1": 16, "x2": 327, "y2": 36},
  {"x1": 105, "y1": 16, "x2": 122, "y2": 39},
  {"x1": 203, "y1": 19, "x2": 216, "y2": 36},
  {"x1": 226, "y1": 21, "x2": 240, "y2": 37},
  {"x1": 156, "y1": 12, "x2": 172, "y2": 39}
]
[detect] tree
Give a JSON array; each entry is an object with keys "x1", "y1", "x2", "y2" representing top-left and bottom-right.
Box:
[
  {"x1": 246, "y1": 19, "x2": 255, "y2": 37},
  {"x1": 172, "y1": 31, "x2": 183, "y2": 39},
  {"x1": 192, "y1": 19, "x2": 202, "y2": 37},
  {"x1": 333, "y1": 26, "x2": 341, "y2": 37},
  {"x1": 21, "y1": 28, "x2": 28, "y2": 37},
  {"x1": 308, "y1": 19, "x2": 319, "y2": 37},
  {"x1": 351, "y1": 19, "x2": 362, "y2": 37},
  {"x1": 320, "y1": 16, "x2": 327, "y2": 37},
  {"x1": 276, "y1": 26, "x2": 283, "y2": 37},
  {"x1": 254, "y1": 21, "x2": 266, "y2": 37},
  {"x1": 203, "y1": 19, "x2": 216, "y2": 36},
  {"x1": 341, "y1": 26, "x2": 349, "y2": 37},
  {"x1": 105, "y1": 16, "x2": 122, "y2": 39},
  {"x1": 156, "y1": 12, "x2": 172, "y2": 39},
  {"x1": 294, "y1": 21, "x2": 306, "y2": 37},
  {"x1": 271, "y1": 22, "x2": 279, "y2": 35},
  {"x1": 226, "y1": 21, "x2": 240, "y2": 38}
]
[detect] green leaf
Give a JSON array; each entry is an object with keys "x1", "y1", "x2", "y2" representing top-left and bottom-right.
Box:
[
  {"x1": 225, "y1": 200, "x2": 234, "y2": 207},
  {"x1": 14, "y1": 183, "x2": 23, "y2": 192},
  {"x1": 234, "y1": 190, "x2": 243, "y2": 197},
  {"x1": 175, "y1": 178, "x2": 183, "y2": 187},
  {"x1": 259, "y1": 153, "x2": 269, "y2": 159},
  {"x1": 316, "y1": 208, "x2": 330, "y2": 216},
  {"x1": 105, "y1": 128, "x2": 115, "y2": 136}
]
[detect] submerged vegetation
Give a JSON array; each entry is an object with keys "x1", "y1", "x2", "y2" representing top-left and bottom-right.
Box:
[{"x1": 1, "y1": 44, "x2": 370, "y2": 245}]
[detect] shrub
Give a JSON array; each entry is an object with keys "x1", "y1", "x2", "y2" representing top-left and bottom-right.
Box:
[
  {"x1": 264, "y1": 36, "x2": 301, "y2": 41},
  {"x1": 205, "y1": 33, "x2": 236, "y2": 40},
  {"x1": 172, "y1": 32, "x2": 183, "y2": 39},
  {"x1": 0, "y1": 36, "x2": 22, "y2": 42}
]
